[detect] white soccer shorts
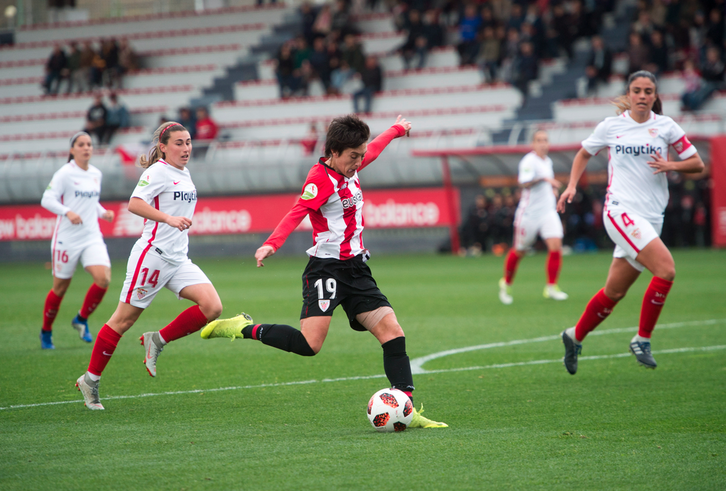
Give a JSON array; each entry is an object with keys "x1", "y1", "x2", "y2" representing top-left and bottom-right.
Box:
[
  {"x1": 604, "y1": 205, "x2": 662, "y2": 272},
  {"x1": 513, "y1": 209, "x2": 564, "y2": 251},
  {"x1": 52, "y1": 240, "x2": 110, "y2": 279},
  {"x1": 120, "y1": 245, "x2": 211, "y2": 309}
]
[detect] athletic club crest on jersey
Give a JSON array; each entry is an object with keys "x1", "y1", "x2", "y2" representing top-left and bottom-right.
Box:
[
  {"x1": 648, "y1": 128, "x2": 659, "y2": 138},
  {"x1": 318, "y1": 299, "x2": 330, "y2": 312},
  {"x1": 136, "y1": 288, "x2": 148, "y2": 300},
  {"x1": 631, "y1": 228, "x2": 641, "y2": 240}
]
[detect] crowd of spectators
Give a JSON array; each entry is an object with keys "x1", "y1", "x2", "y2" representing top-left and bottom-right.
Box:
[
  {"x1": 584, "y1": 0, "x2": 725, "y2": 111},
  {"x1": 459, "y1": 173, "x2": 712, "y2": 256},
  {"x1": 82, "y1": 92, "x2": 130, "y2": 145},
  {"x1": 43, "y1": 38, "x2": 138, "y2": 96}
]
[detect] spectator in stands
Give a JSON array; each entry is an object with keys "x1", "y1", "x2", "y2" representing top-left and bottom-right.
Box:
[
  {"x1": 478, "y1": 25, "x2": 500, "y2": 83},
  {"x1": 90, "y1": 46, "x2": 106, "y2": 89},
  {"x1": 626, "y1": 31, "x2": 650, "y2": 74},
  {"x1": 352, "y1": 55, "x2": 383, "y2": 114},
  {"x1": 299, "y1": 2, "x2": 317, "y2": 45},
  {"x1": 118, "y1": 38, "x2": 138, "y2": 79},
  {"x1": 645, "y1": 30, "x2": 669, "y2": 75},
  {"x1": 331, "y1": 0, "x2": 352, "y2": 37},
  {"x1": 64, "y1": 42, "x2": 81, "y2": 94},
  {"x1": 103, "y1": 93, "x2": 130, "y2": 145},
  {"x1": 300, "y1": 122, "x2": 320, "y2": 156},
  {"x1": 43, "y1": 44, "x2": 67, "y2": 96},
  {"x1": 275, "y1": 42, "x2": 301, "y2": 98},
  {"x1": 78, "y1": 40, "x2": 95, "y2": 93},
  {"x1": 329, "y1": 58, "x2": 353, "y2": 95},
  {"x1": 457, "y1": 5, "x2": 481, "y2": 66},
  {"x1": 195, "y1": 107, "x2": 219, "y2": 143},
  {"x1": 84, "y1": 93, "x2": 107, "y2": 145},
  {"x1": 178, "y1": 107, "x2": 197, "y2": 139},
  {"x1": 309, "y1": 37, "x2": 332, "y2": 92},
  {"x1": 551, "y1": 3, "x2": 576, "y2": 59},
  {"x1": 398, "y1": 9, "x2": 428, "y2": 70},
  {"x1": 513, "y1": 42, "x2": 538, "y2": 106},
  {"x1": 342, "y1": 34, "x2": 366, "y2": 74},
  {"x1": 423, "y1": 10, "x2": 445, "y2": 50},
  {"x1": 682, "y1": 46, "x2": 725, "y2": 111},
  {"x1": 585, "y1": 35, "x2": 612, "y2": 95},
  {"x1": 706, "y1": 8, "x2": 725, "y2": 49},
  {"x1": 102, "y1": 38, "x2": 121, "y2": 88},
  {"x1": 313, "y1": 4, "x2": 333, "y2": 37},
  {"x1": 499, "y1": 27, "x2": 520, "y2": 83}
]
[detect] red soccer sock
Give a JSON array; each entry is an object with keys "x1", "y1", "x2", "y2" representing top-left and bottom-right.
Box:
[
  {"x1": 79, "y1": 283, "x2": 108, "y2": 319},
  {"x1": 87, "y1": 324, "x2": 122, "y2": 377},
  {"x1": 158, "y1": 305, "x2": 209, "y2": 343},
  {"x1": 42, "y1": 289, "x2": 63, "y2": 332},
  {"x1": 504, "y1": 249, "x2": 522, "y2": 285},
  {"x1": 546, "y1": 250, "x2": 562, "y2": 285},
  {"x1": 574, "y1": 288, "x2": 619, "y2": 342},
  {"x1": 638, "y1": 276, "x2": 673, "y2": 338}
]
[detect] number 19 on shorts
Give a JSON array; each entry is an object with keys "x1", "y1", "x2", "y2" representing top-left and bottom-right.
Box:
[{"x1": 314, "y1": 278, "x2": 336, "y2": 312}]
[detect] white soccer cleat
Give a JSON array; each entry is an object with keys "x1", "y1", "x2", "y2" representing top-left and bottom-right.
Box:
[
  {"x1": 544, "y1": 284, "x2": 569, "y2": 301},
  {"x1": 76, "y1": 373, "x2": 104, "y2": 410},
  {"x1": 498, "y1": 278, "x2": 513, "y2": 305},
  {"x1": 140, "y1": 332, "x2": 164, "y2": 377}
]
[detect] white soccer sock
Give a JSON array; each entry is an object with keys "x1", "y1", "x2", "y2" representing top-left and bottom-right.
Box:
[
  {"x1": 86, "y1": 372, "x2": 100, "y2": 382},
  {"x1": 632, "y1": 334, "x2": 650, "y2": 344},
  {"x1": 565, "y1": 327, "x2": 580, "y2": 343}
]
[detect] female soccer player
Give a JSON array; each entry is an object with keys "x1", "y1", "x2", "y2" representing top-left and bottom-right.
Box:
[
  {"x1": 558, "y1": 71, "x2": 704, "y2": 374},
  {"x1": 76, "y1": 122, "x2": 223, "y2": 410},
  {"x1": 201, "y1": 115, "x2": 447, "y2": 428},
  {"x1": 498, "y1": 130, "x2": 568, "y2": 305},
  {"x1": 40, "y1": 132, "x2": 114, "y2": 349}
]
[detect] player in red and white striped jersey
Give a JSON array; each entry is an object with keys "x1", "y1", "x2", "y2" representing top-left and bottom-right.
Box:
[
  {"x1": 76, "y1": 122, "x2": 224, "y2": 410},
  {"x1": 498, "y1": 130, "x2": 568, "y2": 305},
  {"x1": 201, "y1": 115, "x2": 447, "y2": 428},
  {"x1": 557, "y1": 71, "x2": 704, "y2": 374},
  {"x1": 40, "y1": 132, "x2": 115, "y2": 349}
]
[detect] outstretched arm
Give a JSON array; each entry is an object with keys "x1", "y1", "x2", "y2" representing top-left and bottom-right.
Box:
[
  {"x1": 557, "y1": 147, "x2": 592, "y2": 213},
  {"x1": 255, "y1": 202, "x2": 310, "y2": 267},
  {"x1": 359, "y1": 115, "x2": 411, "y2": 172}
]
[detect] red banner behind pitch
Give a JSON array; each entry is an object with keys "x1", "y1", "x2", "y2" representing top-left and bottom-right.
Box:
[
  {"x1": 710, "y1": 136, "x2": 726, "y2": 248},
  {"x1": 0, "y1": 188, "x2": 459, "y2": 241}
]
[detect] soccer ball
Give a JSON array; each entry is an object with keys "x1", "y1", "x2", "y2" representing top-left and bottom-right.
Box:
[{"x1": 367, "y1": 388, "x2": 413, "y2": 432}]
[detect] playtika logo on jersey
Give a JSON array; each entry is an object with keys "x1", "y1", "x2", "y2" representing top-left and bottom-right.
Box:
[
  {"x1": 614, "y1": 143, "x2": 664, "y2": 156},
  {"x1": 173, "y1": 190, "x2": 197, "y2": 203}
]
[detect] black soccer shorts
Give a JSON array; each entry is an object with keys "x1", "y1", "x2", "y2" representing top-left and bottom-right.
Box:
[{"x1": 300, "y1": 254, "x2": 392, "y2": 331}]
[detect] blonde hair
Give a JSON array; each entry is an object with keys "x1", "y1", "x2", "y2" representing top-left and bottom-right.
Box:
[
  {"x1": 612, "y1": 70, "x2": 663, "y2": 116},
  {"x1": 139, "y1": 121, "x2": 188, "y2": 169}
]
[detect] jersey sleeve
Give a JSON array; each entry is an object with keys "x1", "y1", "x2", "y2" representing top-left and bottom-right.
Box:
[
  {"x1": 297, "y1": 165, "x2": 335, "y2": 212},
  {"x1": 131, "y1": 165, "x2": 167, "y2": 205},
  {"x1": 358, "y1": 124, "x2": 407, "y2": 171},
  {"x1": 263, "y1": 202, "x2": 310, "y2": 251},
  {"x1": 581, "y1": 120, "x2": 609, "y2": 156},
  {"x1": 667, "y1": 121, "x2": 698, "y2": 159},
  {"x1": 517, "y1": 154, "x2": 536, "y2": 185},
  {"x1": 41, "y1": 168, "x2": 71, "y2": 216}
]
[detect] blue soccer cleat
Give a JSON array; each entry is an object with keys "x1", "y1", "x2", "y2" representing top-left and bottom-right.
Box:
[
  {"x1": 72, "y1": 314, "x2": 93, "y2": 343},
  {"x1": 40, "y1": 330, "x2": 55, "y2": 349}
]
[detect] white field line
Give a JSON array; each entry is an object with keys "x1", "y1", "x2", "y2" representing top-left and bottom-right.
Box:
[
  {"x1": 410, "y1": 318, "x2": 726, "y2": 374},
  {"x1": 1, "y1": 319, "x2": 724, "y2": 411}
]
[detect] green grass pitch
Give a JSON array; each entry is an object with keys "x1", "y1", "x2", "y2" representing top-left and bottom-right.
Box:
[{"x1": 1, "y1": 249, "x2": 724, "y2": 490}]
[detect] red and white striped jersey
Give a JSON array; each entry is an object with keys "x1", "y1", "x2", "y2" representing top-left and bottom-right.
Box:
[
  {"x1": 264, "y1": 124, "x2": 406, "y2": 260},
  {"x1": 582, "y1": 111, "x2": 697, "y2": 221},
  {"x1": 41, "y1": 160, "x2": 106, "y2": 247},
  {"x1": 130, "y1": 159, "x2": 197, "y2": 265}
]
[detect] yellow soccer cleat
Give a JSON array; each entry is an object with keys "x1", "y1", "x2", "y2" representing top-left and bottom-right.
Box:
[
  {"x1": 200, "y1": 313, "x2": 254, "y2": 341},
  {"x1": 409, "y1": 404, "x2": 448, "y2": 428},
  {"x1": 543, "y1": 284, "x2": 568, "y2": 301}
]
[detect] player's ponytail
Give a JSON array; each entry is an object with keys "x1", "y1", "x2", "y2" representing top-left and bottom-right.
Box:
[
  {"x1": 139, "y1": 121, "x2": 188, "y2": 169},
  {"x1": 612, "y1": 70, "x2": 661, "y2": 115}
]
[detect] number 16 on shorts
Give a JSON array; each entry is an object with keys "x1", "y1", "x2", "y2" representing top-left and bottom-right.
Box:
[{"x1": 315, "y1": 278, "x2": 336, "y2": 312}]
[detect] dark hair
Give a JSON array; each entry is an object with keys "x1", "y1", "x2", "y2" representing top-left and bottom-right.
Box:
[
  {"x1": 324, "y1": 114, "x2": 370, "y2": 158},
  {"x1": 139, "y1": 121, "x2": 188, "y2": 168},
  {"x1": 612, "y1": 70, "x2": 663, "y2": 115},
  {"x1": 68, "y1": 131, "x2": 92, "y2": 162}
]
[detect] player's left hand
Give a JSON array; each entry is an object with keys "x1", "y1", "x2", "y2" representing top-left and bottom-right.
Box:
[
  {"x1": 394, "y1": 115, "x2": 411, "y2": 137},
  {"x1": 648, "y1": 152, "x2": 672, "y2": 174},
  {"x1": 102, "y1": 210, "x2": 115, "y2": 222},
  {"x1": 255, "y1": 245, "x2": 276, "y2": 268}
]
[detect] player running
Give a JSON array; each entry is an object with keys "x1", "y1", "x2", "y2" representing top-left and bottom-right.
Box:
[
  {"x1": 558, "y1": 71, "x2": 704, "y2": 374},
  {"x1": 40, "y1": 132, "x2": 114, "y2": 349},
  {"x1": 76, "y1": 122, "x2": 223, "y2": 410},
  {"x1": 201, "y1": 115, "x2": 447, "y2": 428},
  {"x1": 498, "y1": 130, "x2": 568, "y2": 305}
]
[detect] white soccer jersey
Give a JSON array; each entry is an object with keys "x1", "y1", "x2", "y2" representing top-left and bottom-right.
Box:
[
  {"x1": 41, "y1": 160, "x2": 106, "y2": 246},
  {"x1": 581, "y1": 111, "x2": 697, "y2": 221},
  {"x1": 130, "y1": 159, "x2": 197, "y2": 265},
  {"x1": 517, "y1": 151, "x2": 557, "y2": 217}
]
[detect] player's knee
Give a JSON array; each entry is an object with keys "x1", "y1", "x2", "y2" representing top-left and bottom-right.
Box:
[
  {"x1": 658, "y1": 265, "x2": 675, "y2": 282},
  {"x1": 201, "y1": 301, "x2": 223, "y2": 321},
  {"x1": 604, "y1": 287, "x2": 627, "y2": 302},
  {"x1": 95, "y1": 274, "x2": 111, "y2": 289}
]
